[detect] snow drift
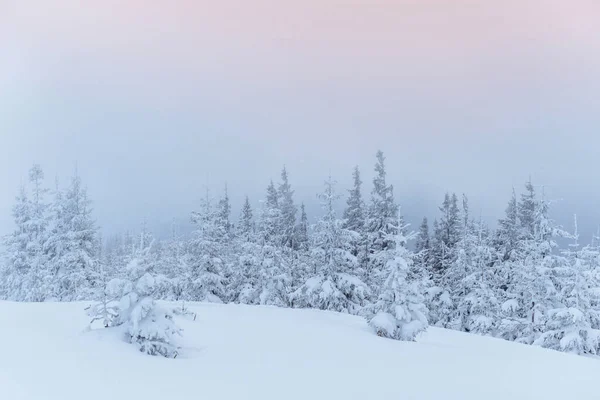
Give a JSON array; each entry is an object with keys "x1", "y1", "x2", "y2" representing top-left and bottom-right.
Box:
[{"x1": 1, "y1": 301, "x2": 598, "y2": 400}]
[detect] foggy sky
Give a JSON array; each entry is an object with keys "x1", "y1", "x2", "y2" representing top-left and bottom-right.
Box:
[{"x1": 1, "y1": 1, "x2": 600, "y2": 240}]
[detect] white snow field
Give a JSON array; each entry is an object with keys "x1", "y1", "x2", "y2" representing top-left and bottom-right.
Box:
[{"x1": 1, "y1": 301, "x2": 598, "y2": 400}]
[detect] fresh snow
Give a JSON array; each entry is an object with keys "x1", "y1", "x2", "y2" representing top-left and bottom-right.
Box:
[{"x1": 1, "y1": 301, "x2": 599, "y2": 400}]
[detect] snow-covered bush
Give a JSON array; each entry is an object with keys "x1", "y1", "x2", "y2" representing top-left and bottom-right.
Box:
[
  {"x1": 534, "y1": 307, "x2": 600, "y2": 355},
  {"x1": 425, "y1": 286, "x2": 453, "y2": 328},
  {"x1": 87, "y1": 270, "x2": 182, "y2": 358},
  {"x1": 86, "y1": 278, "x2": 129, "y2": 328},
  {"x1": 115, "y1": 273, "x2": 181, "y2": 358}
]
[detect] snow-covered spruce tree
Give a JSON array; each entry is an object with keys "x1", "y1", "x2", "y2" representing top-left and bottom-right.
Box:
[
  {"x1": 425, "y1": 193, "x2": 460, "y2": 326},
  {"x1": 440, "y1": 194, "x2": 476, "y2": 330},
  {"x1": 278, "y1": 167, "x2": 297, "y2": 249},
  {"x1": 497, "y1": 183, "x2": 566, "y2": 345},
  {"x1": 260, "y1": 181, "x2": 282, "y2": 245},
  {"x1": 494, "y1": 188, "x2": 519, "y2": 263},
  {"x1": 343, "y1": 166, "x2": 365, "y2": 234},
  {"x1": 580, "y1": 233, "x2": 600, "y2": 332},
  {"x1": 186, "y1": 190, "x2": 227, "y2": 303},
  {"x1": 453, "y1": 205, "x2": 499, "y2": 336},
  {"x1": 368, "y1": 217, "x2": 428, "y2": 341},
  {"x1": 364, "y1": 151, "x2": 399, "y2": 294},
  {"x1": 24, "y1": 165, "x2": 52, "y2": 301},
  {"x1": 430, "y1": 192, "x2": 460, "y2": 285},
  {"x1": 255, "y1": 182, "x2": 290, "y2": 306},
  {"x1": 343, "y1": 166, "x2": 366, "y2": 259},
  {"x1": 231, "y1": 240, "x2": 262, "y2": 305},
  {"x1": 46, "y1": 172, "x2": 100, "y2": 301},
  {"x1": 414, "y1": 217, "x2": 431, "y2": 280},
  {"x1": 217, "y1": 185, "x2": 232, "y2": 237},
  {"x1": 237, "y1": 196, "x2": 255, "y2": 242},
  {"x1": 1, "y1": 165, "x2": 53, "y2": 301},
  {"x1": 151, "y1": 220, "x2": 189, "y2": 301},
  {"x1": 518, "y1": 178, "x2": 536, "y2": 241},
  {"x1": 290, "y1": 176, "x2": 369, "y2": 314},
  {"x1": 216, "y1": 186, "x2": 237, "y2": 301},
  {"x1": 1, "y1": 186, "x2": 33, "y2": 300},
  {"x1": 294, "y1": 203, "x2": 310, "y2": 252},
  {"x1": 533, "y1": 215, "x2": 600, "y2": 354},
  {"x1": 228, "y1": 197, "x2": 262, "y2": 304}
]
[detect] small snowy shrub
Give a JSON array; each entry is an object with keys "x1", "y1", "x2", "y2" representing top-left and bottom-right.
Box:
[
  {"x1": 87, "y1": 270, "x2": 182, "y2": 358},
  {"x1": 116, "y1": 273, "x2": 182, "y2": 358}
]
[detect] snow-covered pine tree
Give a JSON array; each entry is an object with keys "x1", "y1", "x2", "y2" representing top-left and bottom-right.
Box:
[
  {"x1": 343, "y1": 166, "x2": 367, "y2": 272},
  {"x1": 160, "y1": 220, "x2": 188, "y2": 301},
  {"x1": 1, "y1": 165, "x2": 54, "y2": 301},
  {"x1": 278, "y1": 167, "x2": 297, "y2": 249},
  {"x1": 230, "y1": 239, "x2": 262, "y2": 304},
  {"x1": 441, "y1": 194, "x2": 476, "y2": 330},
  {"x1": 25, "y1": 165, "x2": 52, "y2": 301},
  {"x1": 498, "y1": 182, "x2": 566, "y2": 345},
  {"x1": 228, "y1": 196, "x2": 262, "y2": 304},
  {"x1": 256, "y1": 181, "x2": 290, "y2": 306},
  {"x1": 364, "y1": 151, "x2": 399, "y2": 293},
  {"x1": 518, "y1": 178, "x2": 536, "y2": 241},
  {"x1": 47, "y1": 172, "x2": 100, "y2": 301},
  {"x1": 426, "y1": 193, "x2": 460, "y2": 327},
  {"x1": 187, "y1": 189, "x2": 227, "y2": 303},
  {"x1": 216, "y1": 185, "x2": 236, "y2": 299},
  {"x1": 430, "y1": 193, "x2": 460, "y2": 284},
  {"x1": 237, "y1": 196, "x2": 255, "y2": 242},
  {"x1": 290, "y1": 176, "x2": 369, "y2": 314},
  {"x1": 294, "y1": 203, "x2": 310, "y2": 252},
  {"x1": 414, "y1": 217, "x2": 431, "y2": 279},
  {"x1": 368, "y1": 216, "x2": 428, "y2": 341},
  {"x1": 218, "y1": 185, "x2": 232, "y2": 234},
  {"x1": 1, "y1": 185, "x2": 32, "y2": 300},
  {"x1": 343, "y1": 166, "x2": 365, "y2": 234},
  {"x1": 495, "y1": 188, "x2": 519, "y2": 263},
  {"x1": 454, "y1": 207, "x2": 499, "y2": 336},
  {"x1": 260, "y1": 181, "x2": 282, "y2": 246},
  {"x1": 533, "y1": 215, "x2": 600, "y2": 354}
]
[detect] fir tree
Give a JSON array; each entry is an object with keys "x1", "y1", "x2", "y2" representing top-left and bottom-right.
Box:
[
  {"x1": 187, "y1": 190, "x2": 227, "y2": 303},
  {"x1": 291, "y1": 176, "x2": 369, "y2": 313},
  {"x1": 295, "y1": 203, "x2": 309, "y2": 251},
  {"x1": 495, "y1": 188, "x2": 519, "y2": 262},
  {"x1": 278, "y1": 167, "x2": 297, "y2": 249},
  {"x1": 365, "y1": 151, "x2": 399, "y2": 291},
  {"x1": 518, "y1": 178, "x2": 536, "y2": 240},
  {"x1": 48, "y1": 172, "x2": 100, "y2": 301},
  {"x1": 343, "y1": 166, "x2": 365, "y2": 233},
  {"x1": 256, "y1": 182, "x2": 290, "y2": 306},
  {"x1": 431, "y1": 193, "x2": 460, "y2": 284},
  {"x1": 368, "y1": 217, "x2": 428, "y2": 341},
  {"x1": 237, "y1": 196, "x2": 255, "y2": 242},
  {"x1": 1, "y1": 186, "x2": 32, "y2": 300}
]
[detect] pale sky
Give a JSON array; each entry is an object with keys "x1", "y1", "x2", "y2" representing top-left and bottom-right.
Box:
[{"x1": 1, "y1": 1, "x2": 600, "y2": 239}]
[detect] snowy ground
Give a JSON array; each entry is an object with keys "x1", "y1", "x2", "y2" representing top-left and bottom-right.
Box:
[{"x1": 1, "y1": 301, "x2": 598, "y2": 400}]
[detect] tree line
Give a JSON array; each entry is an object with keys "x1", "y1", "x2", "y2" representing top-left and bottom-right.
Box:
[{"x1": 1, "y1": 151, "x2": 599, "y2": 355}]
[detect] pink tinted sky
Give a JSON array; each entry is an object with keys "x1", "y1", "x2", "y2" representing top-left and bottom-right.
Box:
[
  {"x1": 1, "y1": 1, "x2": 600, "y2": 235},
  {"x1": 3, "y1": 0, "x2": 599, "y2": 94}
]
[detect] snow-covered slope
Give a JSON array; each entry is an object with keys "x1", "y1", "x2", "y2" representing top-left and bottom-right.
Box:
[{"x1": 1, "y1": 301, "x2": 598, "y2": 400}]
